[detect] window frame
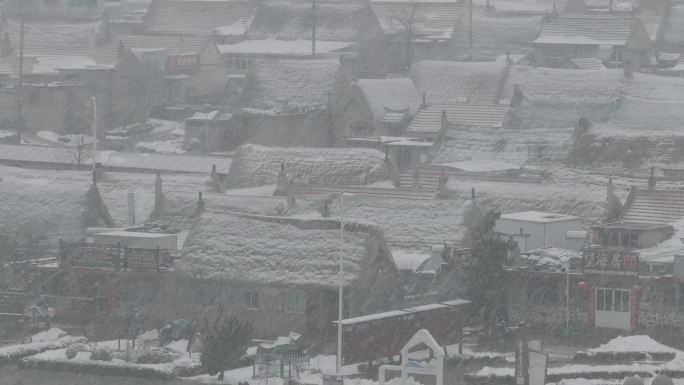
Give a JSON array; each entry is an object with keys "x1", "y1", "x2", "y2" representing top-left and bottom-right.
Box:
[
  {"x1": 285, "y1": 291, "x2": 306, "y2": 314},
  {"x1": 244, "y1": 290, "x2": 259, "y2": 310}
]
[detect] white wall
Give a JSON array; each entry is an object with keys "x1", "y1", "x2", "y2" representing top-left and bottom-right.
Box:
[{"x1": 496, "y1": 218, "x2": 582, "y2": 252}]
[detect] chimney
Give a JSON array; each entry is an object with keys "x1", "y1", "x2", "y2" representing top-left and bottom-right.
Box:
[
  {"x1": 648, "y1": 167, "x2": 656, "y2": 190},
  {"x1": 198, "y1": 191, "x2": 205, "y2": 211},
  {"x1": 441, "y1": 110, "x2": 448, "y2": 130},
  {"x1": 127, "y1": 190, "x2": 136, "y2": 226},
  {"x1": 551, "y1": 3, "x2": 559, "y2": 17},
  {"x1": 471, "y1": 187, "x2": 476, "y2": 200},
  {"x1": 421, "y1": 92, "x2": 427, "y2": 109}
]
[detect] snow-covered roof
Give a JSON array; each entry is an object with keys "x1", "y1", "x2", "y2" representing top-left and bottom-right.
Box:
[
  {"x1": 518, "y1": 247, "x2": 581, "y2": 271},
  {"x1": 144, "y1": 0, "x2": 255, "y2": 36},
  {"x1": 107, "y1": 34, "x2": 208, "y2": 56},
  {"x1": 179, "y1": 211, "x2": 392, "y2": 287},
  {"x1": 620, "y1": 188, "x2": 684, "y2": 226},
  {"x1": 370, "y1": 1, "x2": 474, "y2": 40},
  {"x1": 248, "y1": 58, "x2": 340, "y2": 111},
  {"x1": 248, "y1": 0, "x2": 366, "y2": 41},
  {"x1": 225, "y1": 144, "x2": 387, "y2": 188},
  {"x1": 0, "y1": 166, "x2": 208, "y2": 251},
  {"x1": 356, "y1": 78, "x2": 422, "y2": 120},
  {"x1": 217, "y1": 39, "x2": 353, "y2": 56},
  {"x1": 2, "y1": 20, "x2": 101, "y2": 49},
  {"x1": 500, "y1": 211, "x2": 581, "y2": 223},
  {"x1": 450, "y1": 14, "x2": 543, "y2": 57},
  {"x1": 392, "y1": 249, "x2": 432, "y2": 272},
  {"x1": 410, "y1": 60, "x2": 508, "y2": 104},
  {"x1": 534, "y1": 15, "x2": 660, "y2": 46},
  {"x1": 406, "y1": 103, "x2": 510, "y2": 135}
]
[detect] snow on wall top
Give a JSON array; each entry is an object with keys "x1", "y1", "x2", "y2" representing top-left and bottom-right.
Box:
[
  {"x1": 225, "y1": 144, "x2": 387, "y2": 188},
  {"x1": 247, "y1": 0, "x2": 367, "y2": 41},
  {"x1": 249, "y1": 58, "x2": 341, "y2": 111},
  {"x1": 409, "y1": 60, "x2": 507, "y2": 105},
  {"x1": 356, "y1": 78, "x2": 422, "y2": 119},
  {"x1": 179, "y1": 211, "x2": 379, "y2": 287},
  {"x1": 217, "y1": 39, "x2": 353, "y2": 56},
  {"x1": 0, "y1": 144, "x2": 232, "y2": 174}
]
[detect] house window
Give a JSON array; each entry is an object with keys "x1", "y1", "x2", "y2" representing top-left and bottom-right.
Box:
[
  {"x1": 596, "y1": 288, "x2": 630, "y2": 312},
  {"x1": 286, "y1": 291, "x2": 306, "y2": 313},
  {"x1": 233, "y1": 58, "x2": 250, "y2": 70},
  {"x1": 244, "y1": 291, "x2": 259, "y2": 310}
]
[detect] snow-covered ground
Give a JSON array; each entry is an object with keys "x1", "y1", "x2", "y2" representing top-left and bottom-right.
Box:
[{"x1": 0, "y1": 328, "x2": 86, "y2": 363}]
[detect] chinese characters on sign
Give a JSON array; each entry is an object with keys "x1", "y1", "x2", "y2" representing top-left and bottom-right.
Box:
[{"x1": 583, "y1": 248, "x2": 639, "y2": 276}]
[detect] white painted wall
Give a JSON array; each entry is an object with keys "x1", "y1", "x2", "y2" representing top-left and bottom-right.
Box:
[{"x1": 496, "y1": 217, "x2": 582, "y2": 252}]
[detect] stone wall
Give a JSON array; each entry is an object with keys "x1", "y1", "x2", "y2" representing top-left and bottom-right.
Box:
[{"x1": 509, "y1": 304, "x2": 588, "y2": 329}]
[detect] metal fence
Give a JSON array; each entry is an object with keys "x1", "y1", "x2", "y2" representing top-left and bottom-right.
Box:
[{"x1": 254, "y1": 353, "x2": 311, "y2": 379}]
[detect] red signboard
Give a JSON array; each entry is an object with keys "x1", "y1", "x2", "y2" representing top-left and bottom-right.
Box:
[
  {"x1": 583, "y1": 248, "x2": 639, "y2": 276},
  {"x1": 340, "y1": 302, "x2": 468, "y2": 364}
]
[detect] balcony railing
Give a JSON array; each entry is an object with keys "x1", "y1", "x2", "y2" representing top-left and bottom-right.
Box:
[{"x1": 59, "y1": 241, "x2": 174, "y2": 272}]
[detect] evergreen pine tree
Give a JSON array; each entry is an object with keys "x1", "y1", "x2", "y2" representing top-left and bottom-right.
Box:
[{"x1": 201, "y1": 315, "x2": 252, "y2": 381}]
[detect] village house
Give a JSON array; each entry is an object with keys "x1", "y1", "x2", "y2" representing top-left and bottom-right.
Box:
[
  {"x1": 367, "y1": 0, "x2": 476, "y2": 72},
  {"x1": 173, "y1": 209, "x2": 402, "y2": 339},
  {"x1": 183, "y1": 110, "x2": 239, "y2": 152},
  {"x1": 334, "y1": 77, "x2": 422, "y2": 139},
  {"x1": 532, "y1": 14, "x2": 662, "y2": 68},
  {"x1": 235, "y1": 57, "x2": 347, "y2": 147}
]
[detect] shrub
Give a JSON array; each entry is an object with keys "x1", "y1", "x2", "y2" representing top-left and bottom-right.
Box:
[
  {"x1": 65, "y1": 343, "x2": 89, "y2": 360},
  {"x1": 90, "y1": 347, "x2": 113, "y2": 361},
  {"x1": 136, "y1": 347, "x2": 179, "y2": 364}
]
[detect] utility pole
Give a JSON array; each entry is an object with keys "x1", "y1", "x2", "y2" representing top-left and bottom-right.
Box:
[
  {"x1": 312, "y1": 0, "x2": 317, "y2": 57},
  {"x1": 336, "y1": 192, "x2": 345, "y2": 375},
  {"x1": 91, "y1": 96, "x2": 98, "y2": 174},
  {"x1": 15, "y1": 0, "x2": 25, "y2": 143},
  {"x1": 468, "y1": 0, "x2": 473, "y2": 59}
]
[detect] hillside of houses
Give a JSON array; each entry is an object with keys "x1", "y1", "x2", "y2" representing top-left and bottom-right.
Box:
[{"x1": 6, "y1": 0, "x2": 684, "y2": 384}]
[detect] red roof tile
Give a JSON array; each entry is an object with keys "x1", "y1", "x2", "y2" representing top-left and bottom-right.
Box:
[{"x1": 620, "y1": 188, "x2": 684, "y2": 225}]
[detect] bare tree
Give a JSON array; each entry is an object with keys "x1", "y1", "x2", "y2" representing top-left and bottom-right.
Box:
[
  {"x1": 67, "y1": 134, "x2": 92, "y2": 170},
  {"x1": 391, "y1": 1, "x2": 418, "y2": 71}
]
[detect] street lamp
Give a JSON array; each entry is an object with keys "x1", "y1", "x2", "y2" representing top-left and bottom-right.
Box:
[{"x1": 337, "y1": 192, "x2": 352, "y2": 375}]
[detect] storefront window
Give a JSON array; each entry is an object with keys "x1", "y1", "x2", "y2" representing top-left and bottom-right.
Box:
[{"x1": 597, "y1": 288, "x2": 630, "y2": 312}]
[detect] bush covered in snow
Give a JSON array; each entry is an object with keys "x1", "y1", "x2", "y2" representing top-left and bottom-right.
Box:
[
  {"x1": 90, "y1": 346, "x2": 113, "y2": 361},
  {"x1": 136, "y1": 347, "x2": 180, "y2": 364},
  {"x1": 0, "y1": 333, "x2": 86, "y2": 364},
  {"x1": 65, "y1": 343, "x2": 89, "y2": 360}
]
